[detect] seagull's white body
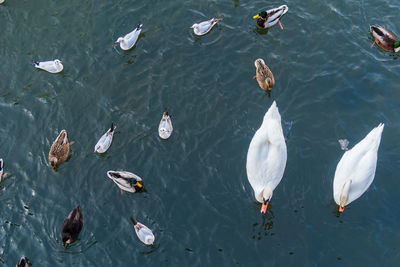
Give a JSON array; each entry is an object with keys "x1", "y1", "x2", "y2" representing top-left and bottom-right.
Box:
[
  {"x1": 191, "y1": 17, "x2": 222, "y2": 36},
  {"x1": 130, "y1": 218, "x2": 155, "y2": 245},
  {"x1": 115, "y1": 24, "x2": 143, "y2": 50},
  {"x1": 158, "y1": 109, "x2": 173, "y2": 140},
  {"x1": 107, "y1": 170, "x2": 143, "y2": 193},
  {"x1": 0, "y1": 159, "x2": 4, "y2": 182},
  {"x1": 34, "y1": 59, "x2": 63, "y2": 73},
  {"x1": 246, "y1": 101, "x2": 287, "y2": 204},
  {"x1": 94, "y1": 124, "x2": 116, "y2": 153},
  {"x1": 333, "y1": 123, "x2": 384, "y2": 210}
]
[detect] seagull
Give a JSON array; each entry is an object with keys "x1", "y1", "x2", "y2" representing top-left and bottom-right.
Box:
[
  {"x1": 33, "y1": 59, "x2": 63, "y2": 73},
  {"x1": 190, "y1": 17, "x2": 222, "y2": 36},
  {"x1": 115, "y1": 24, "x2": 143, "y2": 50}
]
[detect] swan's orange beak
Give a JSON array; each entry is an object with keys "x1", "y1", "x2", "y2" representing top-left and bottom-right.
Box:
[
  {"x1": 261, "y1": 199, "x2": 269, "y2": 213},
  {"x1": 339, "y1": 205, "x2": 344, "y2": 212}
]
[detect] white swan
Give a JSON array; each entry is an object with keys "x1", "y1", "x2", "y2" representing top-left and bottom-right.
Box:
[
  {"x1": 246, "y1": 101, "x2": 287, "y2": 213},
  {"x1": 333, "y1": 123, "x2": 384, "y2": 212}
]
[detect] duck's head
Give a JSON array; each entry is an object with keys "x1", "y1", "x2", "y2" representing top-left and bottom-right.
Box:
[
  {"x1": 131, "y1": 178, "x2": 144, "y2": 190},
  {"x1": 50, "y1": 157, "x2": 58, "y2": 168},
  {"x1": 394, "y1": 41, "x2": 400, "y2": 52},
  {"x1": 260, "y1": 186, "x2": 273, "y2": 214},
  {"x1": 253, "y1": 11, "x2": 267, "y2": 19},
  {"x1": 114, "y1": 37, "x2": 124, "y2": 44}
]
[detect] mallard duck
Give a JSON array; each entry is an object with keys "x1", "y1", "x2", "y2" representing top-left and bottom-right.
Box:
[
  {"x1": 370, "y1": 25, "x2": 400, "y2": 52},
  {"x1": 49, "y1": 130, "x2": 73, "y2": 169},
  {"x1": 33, "y1": 59, "x2": 63, "y2": 73},
  {"x1": 115, "y1": 24, "x2": 143, "y2": 50},
  {"x1": 333, "y1": 124, "x2": 384, "y2": 212},
  {"x1": 254, "y1": 58, "x2": 275, "y2": 91},
  {"x1": 94, "y1": 123, "x2": 117, "y2": 153},
  {"x1": 190, "y1": 17, "x2": 222, "y2": 36},
  {"x1": 16, "y1": 257, "x2": 30, "y2": 267},
  {"x1": 129, "y1": 217, "x2": 155, "y2": 245},
  {"x1": 253, "y1": 5, "x2": 288, "y2": 30},
  {"x1": 107, "y1": 170, "x2": 143, "y2": 194},
  {"x1": 246, "y1": 101, "x2": 287, "y2": 213},
  {"x1": 61, "y1": 206, "x2": 83, "y2": 246},
  {"x1": 158, "y1": 108, "x2": 173, "y2": 140}
]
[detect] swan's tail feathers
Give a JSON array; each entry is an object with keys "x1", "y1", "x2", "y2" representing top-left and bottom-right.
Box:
[
  {"x1": 264, "y1": 101, "x2": 281, "y2": 122},
  {"x1": 370, "y1": 123, "x2": 384, "y2": 139},
  {"x1": 365, "y1": 123, "x2": 384, "y2": 148}
]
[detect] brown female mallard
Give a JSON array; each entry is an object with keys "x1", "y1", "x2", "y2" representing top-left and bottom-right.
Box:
[
  {"x1": 254, "y1": 58, "x2": 275, "y2": 91},
  {"x1": 49, "y1": 130, "x2": 73, "y2": 169}
]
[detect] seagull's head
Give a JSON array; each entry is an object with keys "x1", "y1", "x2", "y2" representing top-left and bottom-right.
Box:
[
  {"x1": 115, "y1": 37, "x2": 124, "y2": 44},
  {"x1": 54, "y1": 59, "x2": 62, "y2": 65}
]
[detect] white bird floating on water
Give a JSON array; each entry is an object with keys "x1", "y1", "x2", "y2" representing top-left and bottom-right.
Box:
[
  {"x1": 333, "y1": 123, "x2": 384, "y2": 213},
  {"x1": 94, "y1": 123, "x2": 117, "y2": 153},
  {"x1": 106, "y1": 170, "x2": 143, "y2": 194},
  {"x1": 246, "y1": 101, "x2": 287, "y2": 213},
  {"x1": 0, "y1": 158, "x2": 7, "y2": 182},
  {"x1": 33, "y1": 59, "x2": 63, "y2": 73},
  {"x1": 129, "y1": 217, "x2": 155, "y2": 245},
  {"x1": 158, "y1": 108, "x2": 173, "y2": 140},
  {"x1": 190, "y1": 17, "x2": 222, "y2": 36},
  {"x1": 115, "y1": 24, "x2": 143, "y2": 50}
]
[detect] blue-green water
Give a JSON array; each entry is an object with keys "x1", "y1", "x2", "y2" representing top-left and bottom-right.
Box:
[{"x1": 1, "y1": 0, "x2": 400, "y2": 266}]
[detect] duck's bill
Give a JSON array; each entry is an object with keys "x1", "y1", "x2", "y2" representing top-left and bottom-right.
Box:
[
  {"x1": 338, "y1": 205, "x2": 344, "y2": 212},
  {"x1": 253, "y1": 14, "x2": 260, "y2": 19},
  {"x1": 260, "y1": 200, "x2": 269, "y2": 213}
]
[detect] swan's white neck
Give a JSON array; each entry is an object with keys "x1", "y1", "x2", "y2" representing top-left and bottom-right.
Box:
[{"x1": 340, "y1": 180, "x2": 352, "y2": 208}]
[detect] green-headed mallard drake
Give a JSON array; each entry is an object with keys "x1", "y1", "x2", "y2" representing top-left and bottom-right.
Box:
[
  {"x1": 107, "y1": 170, "x2": 144, "y2": 194},
  {"x1": 254, "y1": 58, "x2": 275, "y2": 91},
  {"x1": 370, "y1": 25, "x2": 400, "y2": 52},
  {"x1": 49, "y1": 130, "x2": 73, "y2": 170},
  {"x1": 61, "y1": 206, "x2": 83, "y2": 247},
  {"x1": 253, "y1": 5, "x2": 288, "y2": 30}
]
